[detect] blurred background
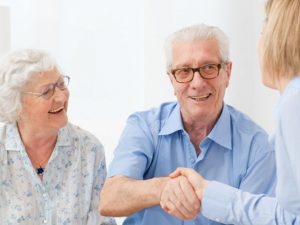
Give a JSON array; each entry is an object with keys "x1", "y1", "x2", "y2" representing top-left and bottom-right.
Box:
[{"x1": 0, "y1": 0, "x2": 278, "y2": 224}]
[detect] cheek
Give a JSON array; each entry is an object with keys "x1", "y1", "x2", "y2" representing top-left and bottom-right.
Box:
[
  {"x1": 261, "y1": 72, "x2": 275, "y2": 88},
  {"x1": 171, "y1": 81, "x2": 181, "y2": 95},
  {"x1": 65, "y1": 89, "x2": 70, "y2": 97},
  {"x1": 20, "y1": 105, "x2": 44, "y2": 122},
  {"x1": 215, "y1": 82, "x2": 227, "y2": 103},
  {"x1": 258, "y1": 35, "x2": 268, "y2": 80},
  {"x1": 174, "y1": 84, "x2": 188, "y2": 97}
]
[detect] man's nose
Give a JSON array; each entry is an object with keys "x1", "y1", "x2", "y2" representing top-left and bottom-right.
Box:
[{"x1": 190, "y1": 70, "x2": 206, "y2": 86}]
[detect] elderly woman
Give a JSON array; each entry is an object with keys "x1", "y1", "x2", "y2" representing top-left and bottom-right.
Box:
[
  {"x1": 162, "y1": 0, "x2": 300, "y2": 224},
  {"x1": 0, "y1": 49, "x2": 115, "y2": 225}
]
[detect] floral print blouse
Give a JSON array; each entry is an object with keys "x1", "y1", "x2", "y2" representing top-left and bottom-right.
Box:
[{"x1": 0, "y1": 122, "x2": 116, "y2": 225}]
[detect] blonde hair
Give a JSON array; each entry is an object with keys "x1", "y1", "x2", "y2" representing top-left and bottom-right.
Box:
[{"x1": 262, "y1": 0, "x2": 300, "y2": 80}]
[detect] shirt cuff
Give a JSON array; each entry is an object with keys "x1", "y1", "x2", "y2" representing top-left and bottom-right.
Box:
[{"x1": 201, "y1": 181, "x2": 236, "y2": 223}]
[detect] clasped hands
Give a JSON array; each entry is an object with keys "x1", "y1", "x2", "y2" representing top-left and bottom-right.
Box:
[{"x1": 160, "y1": 168, "x2": 208, "y2": 220}]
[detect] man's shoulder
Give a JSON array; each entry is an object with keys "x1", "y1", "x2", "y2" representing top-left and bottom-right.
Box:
[
  {"x1": 129, "y1": 102, "x2": 178, "y2": 126},
  {"x1": 226, "y1": 104, "x2": 267, "y2": 136},
  {"x1": 121, "y1": 102, "x2": 179, "y2": 140}
]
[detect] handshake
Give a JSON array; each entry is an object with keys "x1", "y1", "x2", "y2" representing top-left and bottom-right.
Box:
[{"x1": 160, "y1": 168, "x2": 209, "y2": 220}]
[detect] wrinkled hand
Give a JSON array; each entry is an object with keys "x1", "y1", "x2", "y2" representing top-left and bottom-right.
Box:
[
  {"x1": 160, "y1": 175, "x2": 200, "y2": 220},
  {"x1": 169, "y1": 167, "x2": 208, "y2": 200}
]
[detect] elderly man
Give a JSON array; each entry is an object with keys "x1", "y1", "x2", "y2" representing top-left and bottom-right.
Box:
[{"x1": 100, "y1": 24, "x2": 276, "y2": 225}]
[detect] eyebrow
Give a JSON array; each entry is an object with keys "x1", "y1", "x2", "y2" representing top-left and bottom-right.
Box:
[
  {"x1": 38, "y1": 76, "x2": 63, "y2": 90},
  {"x1": 173, "y1": 61, "x2": 220, "y2": 69}
]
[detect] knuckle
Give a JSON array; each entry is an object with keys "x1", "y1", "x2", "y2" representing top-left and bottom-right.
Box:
[
  {"x1": 191, "y1": 199, "x2": 199, "y2": 207},
  {"x1": 177, "y1": 193, "x2": 184, "y2": 201},
  {"x1": 174, "y1": 200, "x2": 182, "y2": 209}
]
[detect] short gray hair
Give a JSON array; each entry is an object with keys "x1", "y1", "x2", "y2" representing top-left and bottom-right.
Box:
[
  {"x1": 164, "y1": 23, "x2": 230, "y2": 70},
  {"x1": 0, "y1": 49, "x2": 57, "y2": 123}
]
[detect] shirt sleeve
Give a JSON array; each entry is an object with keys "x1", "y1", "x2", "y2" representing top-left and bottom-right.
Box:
[
  {"x1": 87, "y1": 146, "x2": 117, "y2": 225},
  {"x1": 279, "y1": 94, "x2": 300, "y2": 213},
  {"x1": 108, "y1": 113, "x2": 155, "y2": 179},
  {"x1": 202, "y1": 181, "x2": 300, "y2": 225},
  {"x1": 238, "y1": 132, "x2": 277, "y2": 196}
]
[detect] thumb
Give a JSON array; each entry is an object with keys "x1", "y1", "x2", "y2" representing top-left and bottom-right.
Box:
[
  {"x1": 169, "y1": 168, "x2": 182, "y2": 178},
  {"x1": 174, "y1": 168, "x2": 207, "y2": 199}
]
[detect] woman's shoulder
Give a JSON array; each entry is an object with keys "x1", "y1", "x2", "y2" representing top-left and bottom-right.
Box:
[
  {"x1": 63, "y1": 123, "x2": 104, "y2": 155},
  {"x1": 0, "y1": 123, "x2": 6, "y2": 148},
  {"x1": 0, "y1": 122, "x2": 15, "y2": 147}
]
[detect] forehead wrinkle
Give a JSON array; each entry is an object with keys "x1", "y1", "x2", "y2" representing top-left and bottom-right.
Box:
[
  {"x1": 26, "y1": 72, "x2": 62, "y2": 91},
  {"x1": 172, "y1": 40, "x2": 220, "y2": 69}
]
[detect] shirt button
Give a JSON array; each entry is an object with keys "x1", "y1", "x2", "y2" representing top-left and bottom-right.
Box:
[
  {"x1": 43, "y1": 193, "x2": 47, "y2": 198},
  {"x1": 43, "y1": 219, "x2": 47, "y2": 223}
]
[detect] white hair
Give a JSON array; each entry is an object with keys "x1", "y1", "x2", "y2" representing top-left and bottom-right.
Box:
[
  {"x1": 164, "y1": 23, "x2": 230, "y2": 70},
  {"x1": 0, "y1": 49, "x2": 57, "y2": 123}
]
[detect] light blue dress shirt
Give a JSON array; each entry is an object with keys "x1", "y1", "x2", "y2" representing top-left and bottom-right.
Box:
[
  {"x1": 108, "y1": 102, "x2": 276, "y2": 225},
  {"x1": 0, "y1": 122, "x2": 116, "y2": 225},
  {"x1": 202, "y1": 77, "x2": 300, "y2": 224}
]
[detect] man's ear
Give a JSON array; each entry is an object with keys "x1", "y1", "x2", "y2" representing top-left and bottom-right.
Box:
[
  {"x1": 225, "y1": 62, "x2": 232, "y2": 87},
  {"x1": 167, "y1": 71, "x2": 173, "y2": 82},
  {"x1": 167, "y1": 71, "x2": 177, "y2": 96}
]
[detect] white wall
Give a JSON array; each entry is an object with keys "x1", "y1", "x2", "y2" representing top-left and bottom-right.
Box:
[
  {"x1": 0, "y1": 0, "x2": 145, "y2": 166},
  {"x1": 0, "y1": 6, "x2": 10, "y2": 57},
  {"x1": 0, "y1": 1, "x2": 278, "y2": 224},
  {"x1": 144, "y1": 0, "x2": 278, "y2": 132}
]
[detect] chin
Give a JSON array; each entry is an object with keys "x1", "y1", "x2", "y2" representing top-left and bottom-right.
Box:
[
  {"x1": 61, "y1": 116, "x2": 69, "y2": 127},
  {"x1": 261, "y1": 71, "x2": 277, "y2": 89},
  {"x1": 262, "y1": 77, "x2": 276, "y2": 89},
  {"x1": 190, "y1": 110, "x2": 209, "y2": 119},
  {"x1": 55, "y1": 116, "x2": 68, "y2": 129}
]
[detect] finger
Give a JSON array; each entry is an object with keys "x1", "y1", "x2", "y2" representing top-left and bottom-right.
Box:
[
  {"x1": 173, "y1": 177, "x2": 195, "y2": 211},
  {"x1": 163, "y1": 200, "x2": 188, "y2": 220},
  {"x1": 178, "y1": 176, "x2": 201, "y2": 212},
  {"x1": 160, "y1": 183, "x2": 171, "y2": 204},
  {"x1": 174, "y1": 168, "x2": 195, "y2": 178},
  {"x1": 161, "y1": 178, "x2": 195, "y2": 219},
  {"x1": 169, "y1": 168, "x2": 183, "y2": 178},
  {"x1": 171, "y1": 168, "x2": 209, "y2": 202},
  {"x1": 177, "y1": 168, "x2": 204, "y2": 190},
  {"x1": 168, "y1": 183, "x2": 191, "y2": 217},
  {"x1": 160, "y1": 201, "x2": 169, "y2": 212},
  {"x1": 170, "y1": 180, "x2": 197, "y2": 219}
]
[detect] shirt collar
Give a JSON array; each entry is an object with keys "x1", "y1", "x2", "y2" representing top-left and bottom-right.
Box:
[
  {"x1": 56, "y1": 125, "x2": 72, "y2": 147},
  {"x1": 159, "y1": 103, "x2": 184, "y2": 135},
  {"x1": 5, "y1": 123, "x2": 24, "y2": 151},
  {"x1": 158, "y1": 103, "x2": 233, "y2": 150},
  {"x1": 5, "y1": 123, "x2": 72, "y2": 151},
  {"x1": 274, "y1": 76, "x2": 300, "y2": 121},
  {"x1": 207, "y1": 104, "x2": 232, "y2": 150}
]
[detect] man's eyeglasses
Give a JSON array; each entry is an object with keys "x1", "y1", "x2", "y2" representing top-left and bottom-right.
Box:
[
  {"x1": 23, "y1": 75, "x2": 70, "y2": 100},
  {"x1": 170, "y1": 63, "x2": 225, "y2": 83}
]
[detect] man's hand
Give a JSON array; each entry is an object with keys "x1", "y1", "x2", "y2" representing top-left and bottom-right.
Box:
[
  {"x1": 160, "y1": 175, "x2": 200, "y2": 220},
  {"x1": 169, "y1": 168, "x2": 209, "y2": 200}
]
